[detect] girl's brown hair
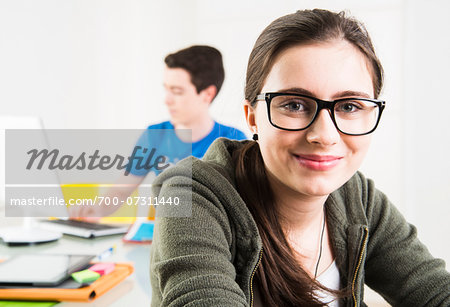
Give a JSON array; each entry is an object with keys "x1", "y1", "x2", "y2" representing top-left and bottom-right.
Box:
[{"x1": 233, "y1": 9, "x2": 384, "y2": 306}]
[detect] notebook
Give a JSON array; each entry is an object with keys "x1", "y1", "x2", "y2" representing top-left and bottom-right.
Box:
[
  {"x1": 39, "y1": 219, "x2": 128, "y2": 239},
  {"x1": 122, "y1": 218, "x2": 154, "y2": 243}
]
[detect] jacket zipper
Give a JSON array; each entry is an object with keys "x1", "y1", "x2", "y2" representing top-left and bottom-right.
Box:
[
  {"x1": 351, "y1": 226, "x2": 368, "y2": 307},
  {"x1": 250, "y1": 248, "x2": 263, "y2": 307}
]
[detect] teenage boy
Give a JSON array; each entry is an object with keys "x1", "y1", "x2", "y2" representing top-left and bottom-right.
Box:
[
  {"x1": 129, "y1": 45, "x2": 247, "y2": 176},
  {"x1": 71, "y1": 45, "x2": 246, "y2": 218}
]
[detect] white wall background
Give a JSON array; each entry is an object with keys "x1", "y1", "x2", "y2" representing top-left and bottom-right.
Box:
[{"x1": 1, "y1": 0, "x2": 449, "y2": 290}]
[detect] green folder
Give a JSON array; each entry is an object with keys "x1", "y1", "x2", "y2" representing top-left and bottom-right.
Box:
[{"x1": 0, "y1": 302, "x2": 58, "y2": 307}]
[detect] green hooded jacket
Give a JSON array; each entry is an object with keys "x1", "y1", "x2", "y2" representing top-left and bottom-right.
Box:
[{"x1": 150, "y1": 138, "x2": 450, "y2": 306}]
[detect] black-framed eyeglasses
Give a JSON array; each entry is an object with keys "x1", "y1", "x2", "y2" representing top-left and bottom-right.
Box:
[{"x1": 255, "y1": 92, "x2": 386, "y2": 136}]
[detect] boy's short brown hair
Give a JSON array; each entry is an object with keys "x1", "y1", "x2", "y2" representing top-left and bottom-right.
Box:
[{"x1": 164, "y1": 45, "x2": 225, "y2": 100}]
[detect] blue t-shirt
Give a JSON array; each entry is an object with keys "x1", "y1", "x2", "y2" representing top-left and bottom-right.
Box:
[{"x1": 128, "y1": 121, "x2": 247, "y2": 177}]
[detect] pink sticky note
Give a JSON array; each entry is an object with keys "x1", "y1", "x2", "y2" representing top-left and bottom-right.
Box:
[{"x1": 89, "y1": 263, "x2": 115, "y2": 275}]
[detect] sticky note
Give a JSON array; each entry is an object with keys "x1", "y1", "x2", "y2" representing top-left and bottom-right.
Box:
[
  {"x1": 89, "y1": 263, "x2": 115, "y2": 275},
  {"x1": 71, "y1": 269, "x2": 100, "y2": 283}
]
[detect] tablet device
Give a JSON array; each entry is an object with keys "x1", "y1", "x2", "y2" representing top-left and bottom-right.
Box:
[{"x1": 0, "y1": 254, "x2": 95, "y2": 286}]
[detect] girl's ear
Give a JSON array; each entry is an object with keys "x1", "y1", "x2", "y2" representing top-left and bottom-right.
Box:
[{"x1": 243, "y1": 100, "x2": 257, "y2": 134}]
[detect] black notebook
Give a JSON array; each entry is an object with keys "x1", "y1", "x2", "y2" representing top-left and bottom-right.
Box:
[{"x1": 39, "y1": 219, "x2": 129, "y2": 238}]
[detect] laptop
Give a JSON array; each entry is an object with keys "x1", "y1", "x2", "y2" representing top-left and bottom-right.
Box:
[{"x1": 1, "y1": 116, "x2": 128, "y2": 240}]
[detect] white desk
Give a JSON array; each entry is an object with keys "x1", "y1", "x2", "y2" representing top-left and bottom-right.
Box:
[
  {"x1": 0, "y1": 213, "x2": 390, "y2": 306},
  {"x1": 0, "y1": 215, "x2": 152, "y2": 306}
]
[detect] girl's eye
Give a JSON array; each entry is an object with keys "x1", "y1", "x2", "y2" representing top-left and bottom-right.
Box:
[
  {"x1": 284, "y1": 101, "x2": 304, "y2": 111},
  {"x1": 336, "y1": 101, "x2": 363, "y2": 113},
  {"x1": 271, "y1": 95, "x2": 316, "y2": 115}
]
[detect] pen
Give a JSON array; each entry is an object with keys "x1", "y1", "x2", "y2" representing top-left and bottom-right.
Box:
[{"x1": 97, "y1": 245, "x2": 116, "y2": 261}]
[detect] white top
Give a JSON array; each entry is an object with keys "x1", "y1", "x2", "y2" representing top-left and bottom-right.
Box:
[
  {"x1": 315, "y1": 260, "x2": 342, "y2": 306},
  {"x1": 252, "y1": 260, "x2": 341, "y2": 306}
]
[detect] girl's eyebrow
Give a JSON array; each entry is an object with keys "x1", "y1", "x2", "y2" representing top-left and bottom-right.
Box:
[
  {"x1": 277, "y1": 87, "x2": 371, "y2": 99},
  {"x1": 333, "y1": 90, "x2": 371, "y2": 99},
  {"x1": 277, "y1": 87, "x2": 315, "y2": 96}
]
